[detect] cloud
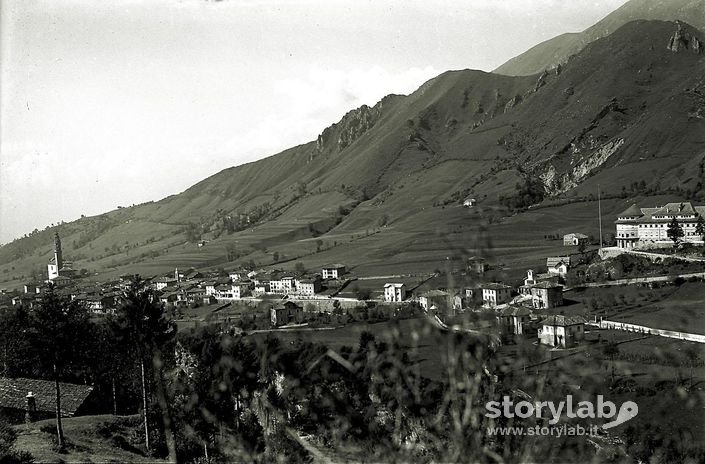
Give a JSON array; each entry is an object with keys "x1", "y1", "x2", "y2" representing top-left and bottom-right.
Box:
[{"x1": 217, "y1": 64, "x2": 440, "y2": 164}]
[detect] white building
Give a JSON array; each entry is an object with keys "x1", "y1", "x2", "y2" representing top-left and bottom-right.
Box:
[
  {"x1": 322, "y1": 264, "x2": 346, "y2": 280},
  {"x1": 546, "y1": 257, "x2": 570, "y2": 277},
  {"x1": 384, "y1": 283, "x2": 405, "y2": 302},
  {"x1": 481, "y1": 283, "x2": 512, "y2": 307},
  {"x1": 563, "y1": 233, "x2": 588, "y2": 246},
  {"x1": 538, "y1": 315, "x2": 586, "y2": 348},
  {"x1": 616, "y1": 202, "x2": 705, "y2": 249}
]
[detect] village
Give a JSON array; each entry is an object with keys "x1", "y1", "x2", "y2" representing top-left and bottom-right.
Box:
[{"x1": 3, "y1": 202, "x2": 705, "y2": 348}]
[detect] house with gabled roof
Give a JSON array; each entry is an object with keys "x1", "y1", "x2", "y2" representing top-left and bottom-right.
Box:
[
  {"x1": 546, "y1": 257, "x2": 570, "y2": 277},
  {"x1": 530, "y1": 282, "x2": 564, "y2": 309},
  {"x1": 481, "y1": 283, "x2": 512, "y2": 308},
  {"x1": 538, "y1": 315, "x2": 586, "y2": 348},
  {"x1": 384, "y1": 283, "x2": 405, "y2": 302},
  {"x1": 497, "y1": 306, "x2": 532, "y2": 335},
  {"x1": 322, "y1": 264, "x2": 346, "y2": 280},
  {"x1": 563, "y1": 233, "x2": 589, "y2": 246},
  {"x1": 0, "y1": 377, "x2": 96, "y2": 424}
]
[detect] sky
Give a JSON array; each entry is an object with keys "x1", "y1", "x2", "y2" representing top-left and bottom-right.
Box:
[{"x1": 0, "y1": 0, "x2": 629, "y2": 244}]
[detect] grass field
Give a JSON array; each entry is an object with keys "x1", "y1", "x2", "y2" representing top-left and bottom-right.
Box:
[
  {"x1": 565, "y1": 282, "x2": 705, "y2": 335},
  {"x1": 13, "y1": 415, "x2": 160, "y2": 463}
]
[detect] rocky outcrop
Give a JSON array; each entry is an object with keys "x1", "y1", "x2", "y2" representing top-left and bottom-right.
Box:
[
  {"x1": 541, "y1": 138, "x2": 625, "y2": 194},
  {"x1": 503, "y1": 95, "x2": 523, "y2": 113},
  {"x1": 667, "y1": 22, "x2": 702, "y2": 54},
  {"x1": 316, "y1": 100, "x2": 388, "y2": 153}
]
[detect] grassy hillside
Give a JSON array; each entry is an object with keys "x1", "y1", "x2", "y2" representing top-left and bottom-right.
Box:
[
  {"x1": 13, "y1": 415, "x2": 164, "y2": 463},
  {"x1": 1, "y1": 20, "x2": 704, "y2": 289},
  {"x1": 494, "y1": 0, "x2": 705, "y2": 76}
]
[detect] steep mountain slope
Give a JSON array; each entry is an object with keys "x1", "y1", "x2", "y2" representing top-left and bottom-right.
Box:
[
  {"x1": 494, "y1": 0, "x2": 705, "y2": 76},
  {"x1": 1, "y1": 20, "x2": 704, "y2": 286}
]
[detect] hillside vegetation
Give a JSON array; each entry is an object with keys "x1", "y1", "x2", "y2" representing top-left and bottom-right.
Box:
[
  {"x1": 1, "y1": 20, "x2": 704, "y2": 286},
  {"x1": 494, "y1": 0, "x2": 705, "y2": 76}
]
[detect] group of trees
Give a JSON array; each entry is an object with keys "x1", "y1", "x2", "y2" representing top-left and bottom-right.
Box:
[
  {"x1": 667, "y1": 215, "x2": 705, "y2": 247},
  {"x1": 4, "y1": 276, "x2": 705, "y2": 462},
  {"x1": 498, "y1": 176, "x2": 546, "y2": 211},
  {"x1": 0, "y1": 278, "x2": 177, "y2": 459}
]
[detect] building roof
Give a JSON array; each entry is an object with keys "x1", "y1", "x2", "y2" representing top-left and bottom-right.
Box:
[
  {"x1": 541, "y1": 315, "x2": 586, "y2": 326},
  {"x1": 481, "y1": 283, "x2": 512, "y2": 290},
  {"x1": 532, "y1": 282, "x2": 563, "y2": 290},
  {"x1": 617, "y1": 202, "x2": 705, "y2": 224},
  {"x1": 546, "y1": 257, "x2": 570, "y2": 268},
  {"x1": 500, "y1": 306, "x2": 530, "y2": 317},
  {"x1": 564, "y1": 233, "x2": 588, "y2": 239},
  {"x1": 420, "y1": 290, "x2": 451, "y2": 298},
  {"x1": 322, "y1": 264, "x2": 346, "y2": 269},
  {"x1": 384, "y1": 283, "x2": 405, "y2": 288},
  {"x1": 617, "y1": 204, "x2": 643, "y2": 218},
  {"x1": 0, "y1": 377, "x2": 93, "y2": 416}
]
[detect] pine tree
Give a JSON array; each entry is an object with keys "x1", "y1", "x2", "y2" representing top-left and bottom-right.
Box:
[
  {"x1": 30, "y1": 285, "x2": 91, "y2": 450},
  {"x1": 667, "y1": 217, "x2": 685, "y2": 247},
  {"x1": 696, "y1": 215, "x2": 705, "y2": 241},
  {"x1": 114, "y1": 276, "x2": 177, "y2": 460}
]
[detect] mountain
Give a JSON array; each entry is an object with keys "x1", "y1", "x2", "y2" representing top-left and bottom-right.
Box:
[
  {"x1": 494, "y1": 0, "x2": 705, "y2": 76},
  {"x1": 1, "y1": 20, "x2": 704, "y2": 287}
]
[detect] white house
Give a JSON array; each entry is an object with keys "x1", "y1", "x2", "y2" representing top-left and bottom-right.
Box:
[
  {"x1": 563, "y1": 233, "x2": 588, "y2": 246},
  {"x1": 231, "y1": 281, "x2": 252, "y2": 299},
  {"x1": 229, "y1": 270, "x2": 248, "y2": 281},
  {"x1": 481, "y1": 283, "x2": 512, "y2": 307},
  {"x1": 546, "y1": 257, "x2": 570, "y2": 277},
  {"x1": 538, "y1": 315, "x2": 586, "y2": 348},
  {"x1": 294, "y1": 277, "x2": 322, "y2": 297},
  {"x1": 322, "y1": 264, "x2": 346, "y2": 280},
  {"x1": 384, "y1": 283, "x2": 405, "y2": 302},
  {"x1": 204, "y1": 282, "x2": 217, "y2": 296}
]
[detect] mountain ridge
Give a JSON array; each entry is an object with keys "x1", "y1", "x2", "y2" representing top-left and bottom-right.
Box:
[
  {"x1": 1, "y1": 19, "x2": 704, "y2": 286},
  {"x1": 494, "y1": 0, "x2": 705, "y2": 76}
]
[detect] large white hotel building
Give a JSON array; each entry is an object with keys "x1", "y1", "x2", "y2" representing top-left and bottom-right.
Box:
[{"x1": 615, "y1": 202, "x2": 705, "y2": 249}]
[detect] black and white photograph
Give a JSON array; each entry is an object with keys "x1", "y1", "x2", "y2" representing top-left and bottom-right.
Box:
[{"x1": 1, "y1": 0, "x2": 705, "y2": 462}]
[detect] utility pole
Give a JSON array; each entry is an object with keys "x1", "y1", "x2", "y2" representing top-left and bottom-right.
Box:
[{"x1": 598, "y1": 185, "x2": 603, "y2": 250}]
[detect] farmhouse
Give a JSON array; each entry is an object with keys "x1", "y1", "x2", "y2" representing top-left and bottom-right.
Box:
[
  {"x1": 322, "y1": 264, "x2": 346, "y2": 280},
  {"x1": 270, "y1": 276, "x2": 295, "y2": 294},
  {"x1": 214, "y1": 284, "x2": 235, "y2": 302},
  {"x1": 467, "y1": 256, "x2": 486, "y2": 275},
  {"x1": 546, "y1": 257, "x2": 570, "y2": 277},
  {"x1": 270, "y1": 302, "x2": 304, "y2": 327},
  {"x1": 295, "y1": 276, "x2": 322, "y2": 296},
  {"x1": 497, "y1": 306, "x2": 531, "y2": 335},
  {"x1": 419, "y1": 290, "x2": 462, "y2": 315},
  {"x1": 481, "y1": 283, "x2": 512, "y2": 308},
  {"x1": 231, "y1": 281, "x2": 252, "y2": 299},
  {"x1": 384, "y1": 283, "x2": 405, "y2": 302},
  {"x1": 563, "y1": 233, "x2": 588, "y2": 246},
  {"x1": 538, "y1": 315, "x2": 586, "y2": 348},
  {"x1": 530, "y1": 282, "x2": 564, "y2": 309},
  {"x1": 229, "y1": 269, "x2": 249, "y2": 281},
  {"x1": 154, "y1": 276, "x2": 177, "y2": 291},
  {"x1": 615, "y1": 202, "x2": 705, "y2": 249},
  {"x1": 0, "y1": 377, "x2": 95, "y2": 424}
]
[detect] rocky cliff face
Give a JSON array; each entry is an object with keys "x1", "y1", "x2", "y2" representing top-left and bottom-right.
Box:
[
  {"x1": 541, "y1": 138, "x2": 625, "y2": 194},
  {"x1": 316, "y1": 97, "x2": 393, "y2": 153},
  {"x1": 667, "y1": 22, "x2": 703, "y2": 53}
]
